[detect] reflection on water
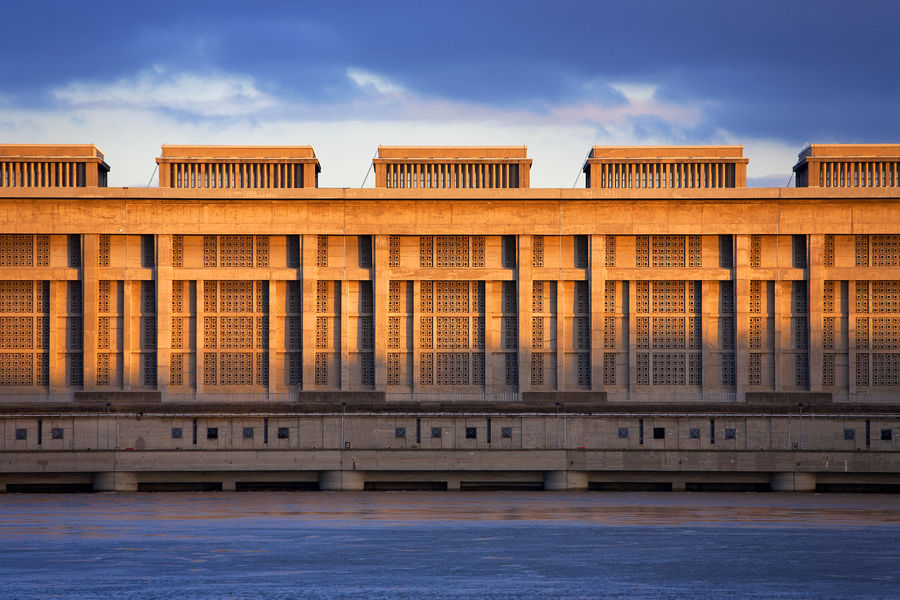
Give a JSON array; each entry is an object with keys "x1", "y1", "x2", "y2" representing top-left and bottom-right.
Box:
[{"x1": 1, "y1": 492, "x2": 899, "y2": 599}]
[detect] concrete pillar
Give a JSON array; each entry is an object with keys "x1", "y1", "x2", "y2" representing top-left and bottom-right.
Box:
[
  {"x1": 445, "y1": 478, "x2": 461, "y2": 491},
  {"x1": 590, "y1": 235, "x2": 605, "y2": 390},
  {"x1": 543, "y1": 470, "x2": 589, "y2": 491},
  {"x1": 672, "y1": 480, "x2": 687, "y2": 492},
  {"x1": 318, "y1": 470, "x2": 365, "y2": 491},
  {"x1": 92, "y1": 471, "x2": 138, "y2": 492},
  {"x1": 301, "y1": 235, "x2": 317, "y2": 391},
  {"x1": 770, "y1": 472, "x2": 816, "y2": 492},
  {"x1": 518, "y1": 235, "x2": 533, "y2": 393},
  {"x1": 373, "y1": 235, "x2": 388, "y2": 391},
  {"x1": 221, "y1": 480, "x2": 236, "y2": 492},
  {"x1": 156, "y1": 235, "x2": 172, "y2": 396}
]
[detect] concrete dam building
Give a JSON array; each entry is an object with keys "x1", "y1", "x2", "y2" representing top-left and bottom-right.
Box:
[{"x1": 0, "y1": 142, "x2": 898, "y2": 493}]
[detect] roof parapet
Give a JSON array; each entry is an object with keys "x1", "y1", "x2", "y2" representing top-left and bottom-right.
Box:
[
  {"x1": 0, "y1": 144, "x2": 109, "y2": 187},
  {"x1": 582, "y1": 145, "x2": 747, "y2": 189},
  {"x1": 793, "y1": 144, "x2": 900, "y2": 187},
  {"x1": 156, "y1": 145, "x2": 320, "y2": 189},
  {"x1": 373, "y1": 146, "x2": 531, "y2": 189}
]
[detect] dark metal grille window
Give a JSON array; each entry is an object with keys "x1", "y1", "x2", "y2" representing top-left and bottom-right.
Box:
[
  {"x1": 844, "y1": 429, "x2": 856, "y2": 440},
  {"x1": 465, "y1": 427, "x2": 477, "y2": 439},
  {"x1": 15, "y1": 428, "x2": 26, "y2": 440},
  {"x1": 882, "y1": 429, "x2": 894, "y2": 441},
  {"x1": 617, "y1": 427, "x2": 629, "y2": 439},
  {"x1": 501, "y1": 427, "x2": 512, "y2": 439},
  {"x1": 51, "y1": 428, "x2": 64, "y2": 440},
  {"x1": 207, "y1": 427, "x2": 219, "y2": 440},
  {"x1": 395, "y1": 427, "x2": 406, "y2": 439},
  {"x1": 431, "y1": 427, "x2": 442, "y2": 439},
  {"x1": 724, "y1": 427, "x2": 737, "y2": 440},
  {"x1": 277, "y1": 427, "x2": 289, "y2": 439},
  {"x1": 689, "y1": 427, "x2": 700, "y2": 439},
  {"x1": 242, "y1": 427, "x2": 254, "y2": 439},
  {"x1": 653, "y1": 427, "x2": 665, "y2": 440},
  {"x1": 171, "y1": 427, "x2": 183, "y2": 439}
]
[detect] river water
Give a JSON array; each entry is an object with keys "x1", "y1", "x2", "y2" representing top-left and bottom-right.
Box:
[{"x1": 1, "y1": 492, "x2": 898, "y2": 599}]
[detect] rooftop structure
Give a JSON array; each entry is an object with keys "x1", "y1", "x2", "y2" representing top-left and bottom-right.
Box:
[
  {"x1": 582, "y1": 145, "x2": 747, "y2": 188},
  {"x1": 793, "y1": 143, "x2": 900, "y2": 187},
  {"x1": 0, "y1": 144, "x2": 109, "y2": 187},
  {"x1": 156, "y1": 145, "x2": 320, "y2": 189},
  {"x1": 374, "y1": 146, "x2": 531, "y2": 188}
]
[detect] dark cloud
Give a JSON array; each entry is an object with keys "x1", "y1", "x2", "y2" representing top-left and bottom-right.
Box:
[{"x1": 1, "y1": 0, "x2": 898, "y2": 145}]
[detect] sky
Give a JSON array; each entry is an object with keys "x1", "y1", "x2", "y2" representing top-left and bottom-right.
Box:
[{"x1": 1, "y1": 0, "x2": 898, "y2": 188}]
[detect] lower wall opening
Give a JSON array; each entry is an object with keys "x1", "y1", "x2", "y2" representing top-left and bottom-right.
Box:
[
  {"x1": 364, "y1": 481, "x2": 448, "y2": 491},
  {"x1": 235, "y1": 481, "x2": 320, "y2": 492},
  {"x1": 589, "y1": 482, "x2": 674, "y2": 492},
  {"x1": 6, "y1": 483, "x2": 93, "y2": 493},
  {"x1": 459, "y1": 482, "x2": 545, "y2": 491},
  {"x1": 137, "y1": 482, "x2": 223, "y2": 492},
  {"x1": 816, "y1": 483, "x2": 900, "y2": 494},
  {"x1": 685, "y1": 482, "x2": 770, "y2": 492}
]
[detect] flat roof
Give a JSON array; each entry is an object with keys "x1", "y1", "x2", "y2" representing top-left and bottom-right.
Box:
[
  {"x1": 159, "y1": 145, "x2": 317, "y2": 159},
  {"x1": 589, "y1": 145, "x2": 745, "y2": 160},
  {"x1": 377, "y1": 146, "x2": 529, "y2": 160},
  {"x1": 0, "y1": 144, "x2": 105, "y2": 160},
  {"x1": 797, "y1": 143, "x2": 900, "y2": 160}
]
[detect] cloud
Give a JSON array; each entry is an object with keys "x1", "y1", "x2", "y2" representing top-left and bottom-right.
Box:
[
  {"x1": 610, "y1": 82, "x2": 657, "y2": 101},
  {"x1": 346, "y1": 67, "x2": 407, "y2": 99},
  {"x1": 53, "y1": 66, "x2": 276, "y2": 117},
  {"x1": 0, "y1": 65, "x2": 803, "y2": 188}
]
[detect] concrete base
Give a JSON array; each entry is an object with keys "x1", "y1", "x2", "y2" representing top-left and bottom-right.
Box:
[
  {"x1": 770, "y1": 472, "x2": 817, "y2": 492},
  {"x1": 543, "y1": 470, "x2": 589, "y2": 491},
  {"x1": 319, "y1": 470, "x2": 365, "y2": 491},
  {"x1": 92, "y1": 471, "x2": 138, "y2": 492}
]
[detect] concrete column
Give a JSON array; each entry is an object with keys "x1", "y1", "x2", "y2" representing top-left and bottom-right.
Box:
[
  {"x1": 268, "y1": 278, "x2": 278, "y2": 396},
  {"x1": 774, "y1": 280, "x2": 784, "y2": 391},
  {"x1": 734, "y1": 235, "x2": 749, "y2": 400},
  {"x1": 196, "y1": 280, "x2": 205, "y2": 393},
  {"x1": 301, "y1": 235, "x2": 317, "y2": 391},
  {"x1": 373, "y1": 235, "x2": 388, "y2": 391},
  {"x1": 701, "y1": 280, "x2": 711, "y2": 397},
  {"x1": 770, "y1": 472, "x2": 816, "y2": 492},
  {"x1": 848, "y1": 280, "x2": 857, "y2": 397},
  {"x1": 318, "y1": 470, "x2": 365, "y2": 491},
  {"x1": 49, "y1": 280, "x2": 63, "y2": 393},
  {"x1": 808, "y1": 235, "x2": 824, "y2": 391},
  {"x1": 412, "y1": 280, "x2": 421, "y2": 394},
  {"x1": 543, "y1": 470, "x2": 589, "y2": 491},
  {"x1": 627, "y1": 280, "x2": 636, "y2": 395},
  {"x1": 221, "y1": 480, "x2": 236, "y2": 492},
  {"x1": 556, "y1": 280, "x2": 566, "y2": 390},
  {"x1": 517, "y1": 235, "x2": 532, "y2": 393},
  {"x1": 484, "y1": 280, "x2": 494, "y2": 391},
  {"x1": 92, "y1": 471, "x2": 138, "y2": 492},
  {"x1": 590, "y1": 235, "x2": 605, "y2": 390},
  {"x1": 156, "y1": 235, "x2": 172, "y2": 396},
  {"x1": 122, "y1": 279, "x2": 133, "y2": 389},
  {"x1": 340, "y1": 270, "x2": 349, "y2": 391},
  {"x1": 83, "y1": 234, "x2": 99, "y2": 390}
]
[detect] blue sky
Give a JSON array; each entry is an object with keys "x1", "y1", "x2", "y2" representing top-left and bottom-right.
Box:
[{"x1": 1, "y1": 0, "x2": 898, "y2": 187}]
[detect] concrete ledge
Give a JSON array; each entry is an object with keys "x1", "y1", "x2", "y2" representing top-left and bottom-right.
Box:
[
  {"x1": 299, "y1": 391, "x2": 386, "y2": 403},
  {"x1": 745, "y1": 392, "x2": 832, "y2": 405},
  {"x1": 75, "y1": 391, "x2": 162, "y2": 404},
  {"x1": 522, "y1": 392, "x2": 607, "y2": 405}
]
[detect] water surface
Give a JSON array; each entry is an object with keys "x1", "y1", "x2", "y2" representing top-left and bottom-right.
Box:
[{"x1": 1, "y1": 492, "x2": 898, "y2": 599}]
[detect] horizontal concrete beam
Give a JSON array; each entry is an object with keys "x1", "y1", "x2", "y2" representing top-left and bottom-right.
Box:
[{"x1": 1, "y1": 449, "x2": 896, "y2": 475}]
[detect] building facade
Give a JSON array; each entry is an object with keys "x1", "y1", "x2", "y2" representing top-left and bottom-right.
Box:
[{"x1": 0, "y1": 142, "x2": 898, "y2": 492}]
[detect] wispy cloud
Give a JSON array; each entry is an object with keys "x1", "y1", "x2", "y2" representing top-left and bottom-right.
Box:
[
  {"x1": 0, "y1": 65, "x2": 793, "y2": 187},
  {"x1": 53, "y1": 66, "x2": 276, "y2": 117}
]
